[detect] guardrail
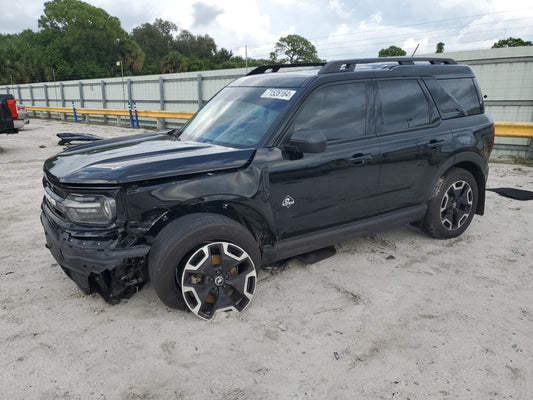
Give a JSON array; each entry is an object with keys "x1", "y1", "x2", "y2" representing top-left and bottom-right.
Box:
[
  {"x1": 26, "y1": 106, "x2": 194, "y2": 129},
  {"x1": 492, "y1": 121, "x2": 533, "y2": 138},
  {"x1": 27, "y1": 106, "x2": 193, "y2": 119}
]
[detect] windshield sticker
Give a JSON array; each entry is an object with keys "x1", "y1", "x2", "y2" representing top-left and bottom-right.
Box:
[{"x1": 261, "y1": 88, "x2": 296, "y2": 101}]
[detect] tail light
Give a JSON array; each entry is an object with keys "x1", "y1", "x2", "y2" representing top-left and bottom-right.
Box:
[
  {"x1": 6, "y1": 99, "x2": 18, "y2": 119},
  {"x1": 17, "y1": 104, "x2": 25, "y2": 111}
]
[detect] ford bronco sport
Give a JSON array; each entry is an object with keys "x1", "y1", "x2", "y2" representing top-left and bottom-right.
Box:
[{"x1": 41, "y1": 58, "x2": 494, "y2": 319}]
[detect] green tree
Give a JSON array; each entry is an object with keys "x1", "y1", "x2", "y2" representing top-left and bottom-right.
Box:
[
  {"x1": 174, "y1": 30, "x2": 217, "y2": 59},
  {"x1": 0, "y1": 30, "x2": 50, "y2": 84},
  {"x1": 492, "y1": 37, "x2": 533, "y2": 48},
  {"x1": 378, "y1": 46, "x2": 407, "y2": 57},
  {"x1": 215, "y1": 48, "x2": 233, "y2": 62},
  {"x1": 131, "y1": 19, "x2": 177, "y2": 74},
  {"x1": 161, "y1": 51, "x2": 189, "y2": 73},
  {"x1": 39, "y1": 0, "x2": 144, "y2": 79},
  {"x1": 1, "y1": 1, "x2": 318, "y2": 83},
  {"x1": 436, "y1": 42, "x2": 445, "y2": 53},
  {"x1": 270, "y1": 34, "x2": 321, "y2": 63}
]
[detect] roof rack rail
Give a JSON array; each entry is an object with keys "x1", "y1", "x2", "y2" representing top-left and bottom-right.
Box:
[
  {"x1": 318, "y1": 57, "x2": 457, "y2": 74},
  {"x1": 246, "y1": 62, "x2": 326, "y2": 76}
]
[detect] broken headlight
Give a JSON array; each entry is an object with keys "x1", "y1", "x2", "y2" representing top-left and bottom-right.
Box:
[{"x1": 61, "y1": 194, "x2": 116, "y2": 225}]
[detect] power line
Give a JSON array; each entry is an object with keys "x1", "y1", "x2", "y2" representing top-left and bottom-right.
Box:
[
  {"x1": 317, "y1": 28, "x2": 533, "y2": 54},
  {"x1": 315, "y1": 16, "x2": 533, "y2": 50},
  {"x1": 222, "y1": 7, "x2": 533, "y2": 53},
  {"x1": 306, "y1": 7, "x2": 533, "y2": 41},
  {"x1": 243, "y1": 19, "x2": 533, "y2": 60}
]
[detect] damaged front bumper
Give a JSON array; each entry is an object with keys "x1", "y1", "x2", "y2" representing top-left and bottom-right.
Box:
[{"x1": 41, "y1": 202, "x2": 150, "y2": 303}]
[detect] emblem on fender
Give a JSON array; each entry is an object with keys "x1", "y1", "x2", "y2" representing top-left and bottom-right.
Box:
[{"x1": 282, "y1": 195, "x2": 295, "y2": 208}]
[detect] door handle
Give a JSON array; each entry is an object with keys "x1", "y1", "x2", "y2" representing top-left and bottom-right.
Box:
[
  {"x1": 426, "y1": 139, "x2": 445, "y2": 149},
  {"x1": 350, "y1": 153, "x2": 373, "y2": 165}
]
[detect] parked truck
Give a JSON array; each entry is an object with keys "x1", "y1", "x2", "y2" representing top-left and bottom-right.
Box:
[{"x1": 0, "y1": 94, "x2": 20, "y2": 134}]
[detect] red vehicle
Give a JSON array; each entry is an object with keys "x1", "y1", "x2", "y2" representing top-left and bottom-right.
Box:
[{"x1": 0, "y1": 94, "x2": 22, "y2": 134}]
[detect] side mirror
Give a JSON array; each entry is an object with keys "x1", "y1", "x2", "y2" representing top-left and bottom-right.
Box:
[{"x1": 289, "y1": 129, "x2": 327, "y2": 153}]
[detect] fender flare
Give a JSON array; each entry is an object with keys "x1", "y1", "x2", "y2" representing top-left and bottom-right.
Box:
[{"x1": 425, "y1": 152, "x2": 488, "y2": 215}]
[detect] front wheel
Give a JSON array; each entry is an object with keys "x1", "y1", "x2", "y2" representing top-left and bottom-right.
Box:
[
  {"x1": 422, "y1": 168, "x2": 478, "y2": 239},
  {"x1": 181, "y1": 241, "x2": 257, "y2": 320},
  {"x1": 148, "y1": 213, "x2": 260, "y2": 320}
]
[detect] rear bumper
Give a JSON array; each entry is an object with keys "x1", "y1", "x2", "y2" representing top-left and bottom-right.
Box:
[
  {"x1": 41, "y1": 203, "x2": 150, "y2": 299},
  {"x1": 18, "y1": 110, "x2": 30, "y2": 124}
]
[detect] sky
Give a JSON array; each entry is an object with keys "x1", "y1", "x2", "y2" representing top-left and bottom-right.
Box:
[{"x1": 1, "y1": 0, "x2": 533, "y2": 59}]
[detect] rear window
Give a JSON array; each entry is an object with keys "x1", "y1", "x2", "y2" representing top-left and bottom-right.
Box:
[{"x1": 438, "y1": 78, "x2": 482, "y2": 115}]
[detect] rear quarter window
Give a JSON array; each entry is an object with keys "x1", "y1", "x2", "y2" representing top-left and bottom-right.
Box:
[{"x1": 438, "y1": 78, "x2": 482, "y2": 115}]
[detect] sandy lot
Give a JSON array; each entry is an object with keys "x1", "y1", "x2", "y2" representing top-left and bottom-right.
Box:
[{"x1": 1, "y1": 119, "x2": 532, "y2": 400}]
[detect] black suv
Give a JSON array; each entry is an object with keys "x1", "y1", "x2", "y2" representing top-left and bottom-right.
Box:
[{"x1": 41, "y1": 58, "x2": 494, "y2": 320}]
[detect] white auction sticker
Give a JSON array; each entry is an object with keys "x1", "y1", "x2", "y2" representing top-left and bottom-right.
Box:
[{"x1": 260, "y1": 88, "x2": 296, "y2": 101}]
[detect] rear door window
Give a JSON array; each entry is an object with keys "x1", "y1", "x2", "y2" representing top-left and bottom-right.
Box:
[{"x1": 376, "y1": 79, "x2": 431, "y2": 133}]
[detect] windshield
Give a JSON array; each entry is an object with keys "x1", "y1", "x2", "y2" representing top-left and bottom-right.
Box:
[{"x1": 179, "y1": 87, "x2": 300, "y2": 148}]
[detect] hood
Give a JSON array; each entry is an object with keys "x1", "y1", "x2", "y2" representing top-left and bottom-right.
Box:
[{"x1": 44, "y1": 132, "x2": 256, "y2": 184}]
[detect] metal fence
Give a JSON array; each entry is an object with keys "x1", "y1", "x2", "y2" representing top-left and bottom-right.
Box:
[{"x1": 0, "y1": 67, "x2": 248, "y2": 128}]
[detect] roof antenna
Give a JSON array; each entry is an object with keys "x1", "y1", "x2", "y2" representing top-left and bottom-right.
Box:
[{"x1": 411, "y1": 43, "x2": 420, "y2": 57}]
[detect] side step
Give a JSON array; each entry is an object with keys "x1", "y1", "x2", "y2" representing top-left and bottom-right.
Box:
[{"x1": 261, "y1": 204, "x2": 426, "y2": 265}]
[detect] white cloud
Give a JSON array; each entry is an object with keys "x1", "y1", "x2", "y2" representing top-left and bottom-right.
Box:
[
  {"x1": 329, "y1": 0, "x2": 352, "y2": 19},
  {"x1": 1, "y1": 0, "x2": 532, "y2": 60},
  {"x1": 192, "y1": 2, "x2": 224, "y2": 28}
]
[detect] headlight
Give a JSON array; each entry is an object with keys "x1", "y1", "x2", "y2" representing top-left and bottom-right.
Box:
[{"x1": 62, "y1": 194, "x2": 116, "y2": 225}]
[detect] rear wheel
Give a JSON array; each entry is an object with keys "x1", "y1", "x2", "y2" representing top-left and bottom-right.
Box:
[
  {"x1": 422, "y1": 168, "x2": 478, "y2": 239},
  {"x1": 149, "y1": 213, "x2": 260, "y2": 319}
]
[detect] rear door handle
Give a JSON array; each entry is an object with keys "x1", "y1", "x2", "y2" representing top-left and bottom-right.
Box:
[
  {"x1": 426, "y1": 139, "x2": 445, "y2": 149},
  {"x1": 350, "y1": 153, "x2": 373, "y2": 165}
]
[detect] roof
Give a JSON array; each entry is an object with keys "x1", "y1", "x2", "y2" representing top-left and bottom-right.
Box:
[
  {"x1": 230, "y1": 57, "x2": 474, "y2": 88},
  {"x1": 229, "y1": 69, "x2": 320, "y2": 88}
]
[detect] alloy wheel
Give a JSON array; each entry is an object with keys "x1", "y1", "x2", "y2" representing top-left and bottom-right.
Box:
[
  {"x1": 440, "y1": 180, "x2": 473, "y2": 231},
  {"x1": 180, "y1": 242, "x2": 257, "y2": 320}
]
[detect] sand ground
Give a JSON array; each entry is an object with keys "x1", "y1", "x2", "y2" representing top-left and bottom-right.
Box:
[{"x1": 1, "y1": 119, "x2": 532, "y2": 399}]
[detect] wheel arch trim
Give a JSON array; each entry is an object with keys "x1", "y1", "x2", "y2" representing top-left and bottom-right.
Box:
[{"x1": 426, "y1": 152, "x2": 488, "y2": 215}]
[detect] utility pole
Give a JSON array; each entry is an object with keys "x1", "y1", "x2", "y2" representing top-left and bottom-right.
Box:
[
  {"x1": 245, "y1": 45, "x2": 248, "y2": 74},
  {"x1": 117, "y1": 60, "x2": 125, "y2": 108},
  {"x1": 52, "y1": 69, "x2": 59, "y2": 106}
]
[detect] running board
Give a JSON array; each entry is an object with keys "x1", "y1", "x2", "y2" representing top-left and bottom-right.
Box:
[{"x1": 261, "y1": 204, "x2": 427, "y2": 265}]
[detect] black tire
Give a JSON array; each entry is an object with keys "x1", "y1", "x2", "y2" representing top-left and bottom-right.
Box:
[
  {"x1": 422, "y1": 168, "x2": 478, "y2": 239},
  {"x1": 148, "y1": 213, "x2": 260, "y2": 317}
]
